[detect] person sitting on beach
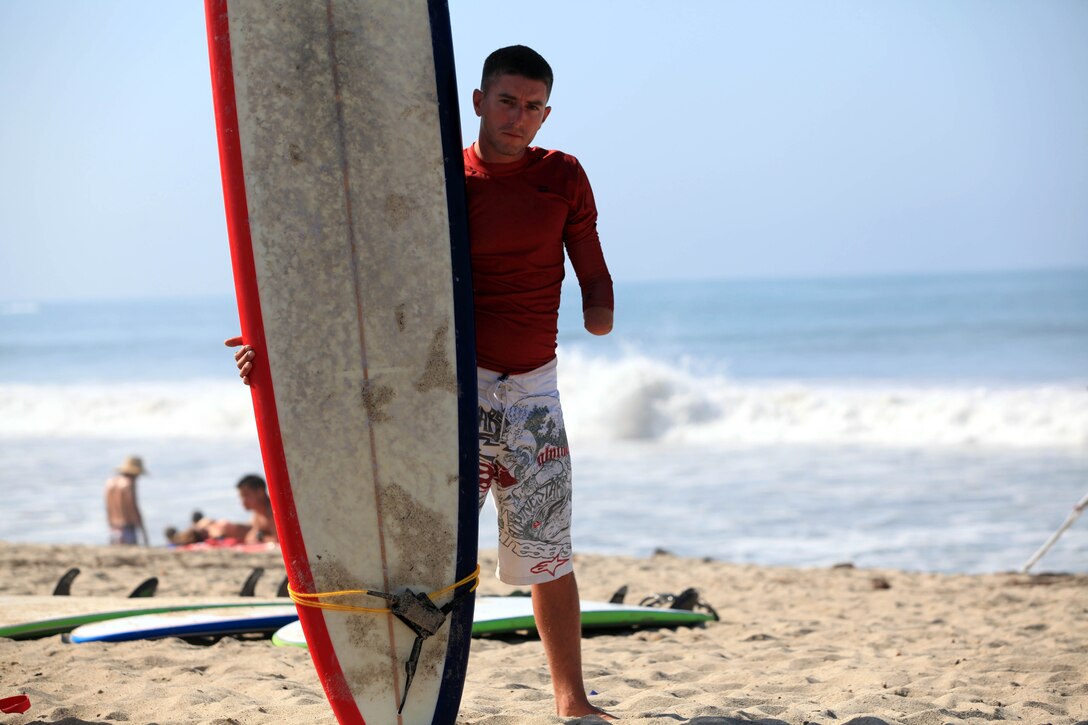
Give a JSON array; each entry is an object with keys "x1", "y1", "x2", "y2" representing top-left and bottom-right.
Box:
[
  {"x1": 167, "y1": 514, "x2": 250, "y2": 545},
  {"x1": 104, "y1": 455, "x2": 149, "y2": 546},
  {"x1": 167, "y1": 474, "x2": 277, "y2": 545}
]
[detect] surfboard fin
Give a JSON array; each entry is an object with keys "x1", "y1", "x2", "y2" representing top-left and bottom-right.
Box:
[
  {"x1": 239, "y1": 567, "x2": 264, "y2": 597},
  {"x1": 127, "y1": 577, "x2": 159, "y2": 598},
  {"x1": 52, "y1": 568, "x2": 80, "y2": 596}
]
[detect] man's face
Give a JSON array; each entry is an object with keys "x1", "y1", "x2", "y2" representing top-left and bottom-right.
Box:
[
  {"x1": 472, "y1": 73, "x2": 551, "y2": 162},
  {"x1": 238, "y1": 486, "x2": 262, "y2": 511}
]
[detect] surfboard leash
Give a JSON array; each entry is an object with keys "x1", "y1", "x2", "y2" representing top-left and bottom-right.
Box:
[
  {"x1": 287, "y1": 565, "x2": 481, "y2": 713},
  {"x1": 285, "y1": 564, "x2": 480, "y2": 614}
]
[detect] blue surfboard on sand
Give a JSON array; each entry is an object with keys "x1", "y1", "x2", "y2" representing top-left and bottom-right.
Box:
[{"x1": 68, "y1": 604, "x2": 300, "y2": 643}]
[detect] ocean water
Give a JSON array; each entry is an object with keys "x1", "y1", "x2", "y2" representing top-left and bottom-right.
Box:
[{"x1": 1, "y1": 268, "x2": 1086, "y2": 574}]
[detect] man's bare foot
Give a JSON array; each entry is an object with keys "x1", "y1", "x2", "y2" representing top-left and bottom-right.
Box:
[{"x1": 557, "y1": 703, "x2": 617, "y2": 721}]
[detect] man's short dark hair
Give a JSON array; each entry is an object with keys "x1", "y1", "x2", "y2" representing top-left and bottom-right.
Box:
[
  {"x1": 481, "y1": 45, "x2": 553, "y2": 98},
  {"x1": 236, "y1": 474, "x2": 266, "y2": 493}
]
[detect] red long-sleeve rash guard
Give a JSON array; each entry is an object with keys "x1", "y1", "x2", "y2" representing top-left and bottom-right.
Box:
[{"x1": 464, "y1": 144, "x2": 613, "y2": 374}]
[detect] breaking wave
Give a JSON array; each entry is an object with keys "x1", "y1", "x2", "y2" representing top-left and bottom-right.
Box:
[{"x1": 2, "y1": 351, "x2": 1085, "y2": 449}]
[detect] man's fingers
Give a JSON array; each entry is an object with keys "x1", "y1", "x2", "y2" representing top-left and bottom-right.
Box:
[{"x1": 225, "y1": 335, "x2": 254, "y2": 386}]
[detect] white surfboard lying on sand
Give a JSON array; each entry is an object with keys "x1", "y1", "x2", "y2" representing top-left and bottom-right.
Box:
[
  {"x1": 0, "y1": 595, "x2": 288, "y2": 641},
  {"x1": 205, "y1": 1, "x2": 476, "y2": 724},
  {"x1": 68, "y1": 604, "x2": 300, "y2": 643},
  {"x1": 272, "y1": 596, "x2": 717, "y2": 647}
]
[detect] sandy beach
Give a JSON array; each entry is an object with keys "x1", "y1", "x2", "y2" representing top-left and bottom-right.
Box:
[{"x1": 0, "y1": 541, "x2": 1084, "y2": 725}]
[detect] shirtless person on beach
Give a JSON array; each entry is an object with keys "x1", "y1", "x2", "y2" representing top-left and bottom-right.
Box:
[
  {"x1": 227, "y1": 45, "x2": 614, "y2": 719},
  {"x1": 104, "y1": 455, "x2": 149, "y2": 546},
  {"x1": 225, "y1": 474, "x2": 277, "y2": 543},
  {"x1": 170, "y1": 474, "x2": 277, "y2": 545}
]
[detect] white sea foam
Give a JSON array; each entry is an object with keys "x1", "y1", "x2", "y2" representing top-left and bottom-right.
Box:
[
  {"x1": 556, "y1": 350, "x2": 1088, "y2": 449},
  {"x1": 2, "y1": 352, "x2": 1085, "y2": 449},
  {"x1": 0, "y1": 380, "x2": 258, "y2": 439}
]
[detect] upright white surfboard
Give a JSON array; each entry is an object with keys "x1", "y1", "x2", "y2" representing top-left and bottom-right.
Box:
[{"x1": 205, "y1": 2, "x2": 477, "y2": 723}]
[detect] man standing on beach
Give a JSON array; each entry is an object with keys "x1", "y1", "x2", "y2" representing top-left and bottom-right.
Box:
[
  {"x1": 104, "y1": 455, "x2": 149, "y2": 546},
  {"x1": 464, "y1": 45, "x2": 613, "y2": 719},
  {"x1": 227, "y1": 44, "x2": 614, "y2": 719}
]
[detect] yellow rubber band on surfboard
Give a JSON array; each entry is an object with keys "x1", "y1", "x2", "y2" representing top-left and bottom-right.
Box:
[{"x1": 287, "y1": 565, "x2": 481, "y2": 614}]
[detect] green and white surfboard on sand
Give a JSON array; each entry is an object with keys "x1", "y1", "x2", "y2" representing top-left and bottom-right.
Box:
[{"x1": 271, "y1": 596, "x2": 716, "y2": 648}]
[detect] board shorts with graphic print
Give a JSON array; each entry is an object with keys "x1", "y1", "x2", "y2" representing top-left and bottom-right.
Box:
[{"x1": 477, "y1": 358, "x2": 574, "y2": 586}]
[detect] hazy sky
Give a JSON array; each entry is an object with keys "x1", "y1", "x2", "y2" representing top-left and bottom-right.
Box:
[{"x1": 1, "y1": 1, "x2": 1086, "y2": 301}]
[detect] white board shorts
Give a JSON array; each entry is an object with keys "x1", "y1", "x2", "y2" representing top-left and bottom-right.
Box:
[{"x1": 477, "y1": 358, "x2": 574, "y2": 586}]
